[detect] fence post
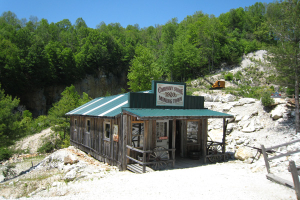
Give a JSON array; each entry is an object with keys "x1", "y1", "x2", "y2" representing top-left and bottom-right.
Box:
[
  {"x1": 290, "y1": 160, "x2": 300, "y2": 200},
  {"x1": 261, "y1": 145, "x2": 271, "y2": 174}
]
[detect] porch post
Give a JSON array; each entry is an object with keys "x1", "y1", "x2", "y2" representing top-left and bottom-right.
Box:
[
  {"x1": 143, "y1": 121, "x2": 149, "y2": 173},
  {"x1": 122, "y1": 115, "x2": 127, "y2": 171},
  {"x1": 222, "y1": 118, "x2": 226, "y2": 160},
  {"x1": 172, "y1": 119, "x2": 176, "y2": 167},
  {"x1": 202, "y1": 119, "x2": 207, "y2": 164}
]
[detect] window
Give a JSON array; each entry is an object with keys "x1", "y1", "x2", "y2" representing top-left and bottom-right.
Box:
[
  {"x1": 132, "y1": 123, "x2": 144, "y2": 148},
  {"x1": 104, "y1": 122, "x2": 111, "y2": 139},
  {"x1": 86, "y1": 120, "x2": 91, "y2": 133},
  {"x1": 74, "y1": 119, "x2": 77, "y2": 131},
  {"x1": 187, "y1": 121, "x2": 198, "y2": 144}
]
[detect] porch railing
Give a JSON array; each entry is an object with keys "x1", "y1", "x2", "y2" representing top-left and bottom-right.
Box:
[{"x1": 126, "y1": 145, "x2": 175, "y2": 173}]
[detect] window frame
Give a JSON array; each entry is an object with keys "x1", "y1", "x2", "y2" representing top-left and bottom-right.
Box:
[
  {"x1": 86, "y1": 119, "x2": 91, "y2": 133},
  {"x1": 104, "y1": 120, "x2": 111, "y2": 140},
  {"x1": 74, "y1": 119, "x2": 77, "y2": 132}
]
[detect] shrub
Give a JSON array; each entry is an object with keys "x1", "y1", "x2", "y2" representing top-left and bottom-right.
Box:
[
  {"x1": 37, "y1": 142, "x2": 55, "y2": 153},
  {"x1": 0, "y1": 148, "x2": 13, "y2": 161},
  {"x1": 261, "y1": 92, "x2": 275, "y2": 107},
  {"x1": 224, "y1": 72, "x2": 233, "y2": 81},
  {"x1": 234, "y1": 71, "x2": 243, "y2": 81}
]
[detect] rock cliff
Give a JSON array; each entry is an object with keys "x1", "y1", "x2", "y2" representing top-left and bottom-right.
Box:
[{"x1": 20, "y1": 71, "x2": 127, "y2": 117}]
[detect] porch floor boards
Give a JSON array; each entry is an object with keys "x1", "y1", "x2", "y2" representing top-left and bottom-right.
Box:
[
  {"x1": 127, "y1": 156, "x2": 205, "y2": 173},
  {"x1": 127, "y1": 164, "x2": 155, "y2": 174}
]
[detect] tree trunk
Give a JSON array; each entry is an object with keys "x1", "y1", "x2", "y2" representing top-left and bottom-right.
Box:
[{"x1": 295, "y1": 68, "x2": 300, "y2": 133}]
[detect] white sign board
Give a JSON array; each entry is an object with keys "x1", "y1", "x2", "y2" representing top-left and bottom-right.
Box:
[{"x1": 156, "y1": 83, "x2": 185, "y2": 106}]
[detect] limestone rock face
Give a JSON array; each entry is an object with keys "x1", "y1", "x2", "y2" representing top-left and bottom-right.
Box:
[
  {"x1": 235, "y1": 147, "x2": 253, "y2": 161},
  {"x1": 222, "y1": 94, "x2": 236, "y2": 102},
  {"x1": 238, "y1": 98, "x2": 256, "y2": 105},
  {"x1": 21, "y1": 71, "x2": 127, "y2": 117},
  {"x1": 270, "y1": 104, "x2": 287, "y2": 120},
  {"x1": 203, "y1": 94, "x2": 213, "y2": 102}
]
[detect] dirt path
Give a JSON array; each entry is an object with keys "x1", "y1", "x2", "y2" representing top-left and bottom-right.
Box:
[
  {"x1": 14, "y1": 128, "x2": 53, "y2": 153},
  {"x1": 17, "y1": 160, "x2": 295, "y2": 200}
]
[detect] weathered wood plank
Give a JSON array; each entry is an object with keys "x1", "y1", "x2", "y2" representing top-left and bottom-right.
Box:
[
  {"x1": 261, "y1": 145, "x2": 271, "y2": 173},
  {"x1": 172, "y1": 119, "x2": 176, "y2": 167},
  {"x1": 151, "y1": 120, "x2": 156, "y2": 150},
  {"x1": 202, "y1": 119, "x2": 207, "y2": 163},
  {"x1": 290, "y1": 161, "x2": 300, "y2": 200},
  {"x1": 122, "y1": 115, "x2": 127, "y2": 171},
  {"x1": 126, "y1": 145, "x2": 152, "y2": 153},
  {"x1": 268, "y1": 149, "x2": 300, "y2": 161},
  {"x1": 127, "y1": 164, "x2": 154, "y2": 174},
  {"x1": 265, "y1": 139, "x2": 300, "y2": 151},
  {"x1": 266, "y1": 173, "x2": 294, "y2": 189}
]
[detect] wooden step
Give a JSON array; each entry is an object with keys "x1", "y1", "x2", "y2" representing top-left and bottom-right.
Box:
[{"x1": 127, "y1": 164, "x2": 154, "y2": 174}]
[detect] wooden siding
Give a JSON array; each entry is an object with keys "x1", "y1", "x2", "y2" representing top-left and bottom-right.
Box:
[
  {"x1": 70, "y1": 116, "x2": 123, "y2": 169},
  {"x1": 70, "y1": 115, "x2": 210, "y2": 170}
]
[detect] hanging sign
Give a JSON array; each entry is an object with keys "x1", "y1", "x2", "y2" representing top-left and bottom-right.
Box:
[{"x1": 156, "y1": 83, "x2": 185, "y2": 106}]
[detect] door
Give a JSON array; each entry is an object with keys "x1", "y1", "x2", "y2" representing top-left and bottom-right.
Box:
[{"x1": 156, "y1": 120, "x2": 169, "y2": 149}]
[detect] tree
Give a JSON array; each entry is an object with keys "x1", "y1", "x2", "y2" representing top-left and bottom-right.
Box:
[
  {"x1": 127, "y1": 45, "x2": 162, "y2": 91},
  {"x1": 267, "y1": 0, "x2": 300, "y2": 132},
  {"x1": 48, "y1": 85, "x2": 91, "y2": 140},
  {"x1": 0, "y1": 85, "x2": 23, "y2": 148}
]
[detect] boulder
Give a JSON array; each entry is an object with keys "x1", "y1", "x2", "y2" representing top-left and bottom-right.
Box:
[
  {"x1": 64, "y1": 169, "x2": 77, "y2": 181},
  {"x1": 270, "y1": 104, "x2": 286, "y2": 120},
  {"x1": 242, "y1": 118, "x2": 260, "y2": 133},
  {"x1": 64, "y1": 154, "x2": 78, "y2": 165},
  {"x1": 213, "y1": 95, "x2": 222, "y2": 102},
  {"x1": 235, "y1": 115, "x2": 242, "y2": 122},
  {"x1": 223, "y1": 105, "x2": 233, "y2": 112},
  {"x1": 222, "y1": 94, "x2": 236, "y2": 103},
  {"x1": 239, "y1": 98, "x2": 256, "y2": 105},
  {"x1": 226, "y1": 123, "x2": 234, "y2": 133},
  {"x1": 203, "y1": 94, "x2": 213, "y2": 102},
  {"x1": 235, "y1": 147, "x2": 253, "y2": 161}
]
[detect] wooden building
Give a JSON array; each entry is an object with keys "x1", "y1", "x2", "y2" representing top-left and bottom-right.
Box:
[{"x1": 66, "y1": 81, "x2": 233, "y2": 173}]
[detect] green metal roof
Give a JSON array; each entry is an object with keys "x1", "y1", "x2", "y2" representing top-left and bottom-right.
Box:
[
  {"x1": 66, "y1": 93, "x2": 130, "y2": 117},
  {"x1": 66, "y1": 87, "x2": 232, "y2": 119},
  {"x1": 122, "y1": 108, "x2": 234, "y2": 119}
]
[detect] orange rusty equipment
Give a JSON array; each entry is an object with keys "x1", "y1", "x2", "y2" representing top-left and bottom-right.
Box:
[{"x1": 210, "y1": 80, "x2": 225, "y2": 90}]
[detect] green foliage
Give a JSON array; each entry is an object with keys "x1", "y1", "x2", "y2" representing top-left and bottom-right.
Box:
[
  {"x1": 0, "y1": 147, "x2": 13, "y2": 161},
  {"x1": 261, "y1": 91, "x2": 275, "y2": 107},
  {"x1": 0, "y1": 84, "x2": 24, "y2": 148},
  {"x1": 48, "y1": 85, "x2": 91, "y2": 138},
  {"x1": 37, "y1": 141, "x2": 55, "y2": 153},
  {"x1": 0, "y1": 4, "x2": 276, "y2": 101},
  {"x1": 224, "y1": 72, "x2": 233, "y2": 81},
  {"x1": 234, "y1": 71, "x2": 243, "y2": 81},
  {"x1": 127, "y1": 45, "x2": 162, "y2": 91}
]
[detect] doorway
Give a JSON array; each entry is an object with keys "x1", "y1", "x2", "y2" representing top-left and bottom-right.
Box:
[
  {"x1": 156, "y1": 120, "x2": 169, "y2": 149},
  {"x1": 175, "y1": 120, "x2": 181, "y2": 156}
]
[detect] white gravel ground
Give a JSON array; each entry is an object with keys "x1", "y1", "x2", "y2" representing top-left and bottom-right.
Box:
[{"x1": 18, "y1": 160, "x2": 296, "y2": 200}]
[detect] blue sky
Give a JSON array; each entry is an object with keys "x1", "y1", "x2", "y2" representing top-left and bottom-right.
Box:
[{"x1": 0, "y1": 0, "x2": 274, "y2": 29}]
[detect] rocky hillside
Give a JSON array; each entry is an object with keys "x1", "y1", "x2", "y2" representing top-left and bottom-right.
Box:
[{"x1": 191, "y1": 50, "x2": 299, "y2": 174}]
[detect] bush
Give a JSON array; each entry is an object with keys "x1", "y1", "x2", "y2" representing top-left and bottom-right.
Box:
[
  {"x1": 224, "y1": 72, "x2": 233, "y2": 81},
  {"x1": 0, "y1": 148, "x2": 13, "y2": 161},
  {"x1": 261, "y1": 92, "x2": 275, "y2": 107},
  {"x1": 37, "y1": 141, "x2": 55, "y2": 153},
  {"x1": 234, "y1": 71, "x2": 243, "y2": 81}
]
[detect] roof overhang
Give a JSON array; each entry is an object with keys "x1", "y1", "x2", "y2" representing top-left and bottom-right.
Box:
[{"x1": 122, "y1": 108, "x2": 234, "y2": 120}]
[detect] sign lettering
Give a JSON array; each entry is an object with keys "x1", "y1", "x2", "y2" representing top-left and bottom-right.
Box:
[{"x1": 156, "y1": 83, "x2": 185, "y2": 106}]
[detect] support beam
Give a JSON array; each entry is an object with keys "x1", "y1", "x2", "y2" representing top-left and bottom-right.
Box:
[{"x1": 172, "y1": 119, "x2": 176, "y2": 167}]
